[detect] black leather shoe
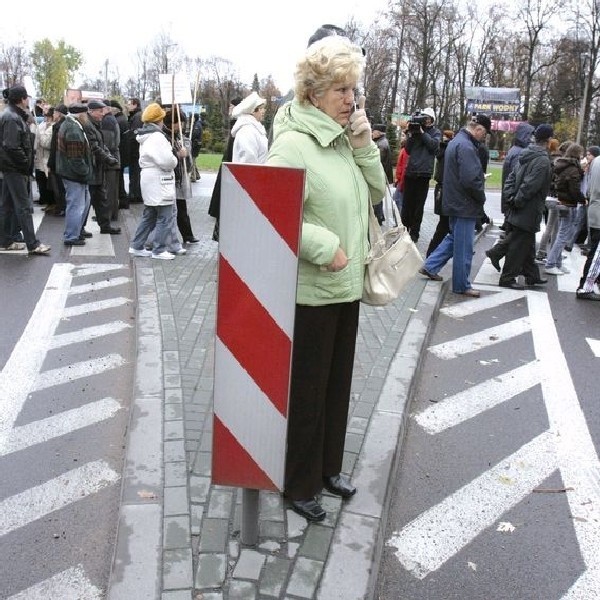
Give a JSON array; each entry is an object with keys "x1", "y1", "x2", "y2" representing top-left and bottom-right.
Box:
[
  {"x1": 64, "y1": 239, "x2": 86, "y2": 246},
  {"x1": 323, "y1": 474, "x2": 357, "y2": 499},
  {"x1": 290, "y1": 498, "x2": 326, "y2": 522},
  {"x1": 100, "y1": 226, "x2": 121, "y2": 234},
  {"x1": 499, "y1": 280, "x2": 525, "y2": 290},
  {"x1": 184, "y1": 237, "x2": 200, "y2": 244},
  {"x1": 525, "y1": 278, "x2": 548, "y2": 286},
  {"x1": 577, "y1": 291, "x2": 600, "y2": 301},
  {"x1": 80, "y1": 229, "x2": 93, "y2": 238},
  {"x1": 485, "y1": 250, "x2": 501, "y2": 272}
]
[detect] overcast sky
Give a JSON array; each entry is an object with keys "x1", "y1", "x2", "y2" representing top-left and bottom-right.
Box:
[{"x1": 2, "y1": 1, "x2": 389, "y2": 95}]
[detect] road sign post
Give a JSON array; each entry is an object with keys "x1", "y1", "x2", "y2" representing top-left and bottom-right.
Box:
[{"x1": 212, "y1": 163, "x2": 304, "y2": 544}]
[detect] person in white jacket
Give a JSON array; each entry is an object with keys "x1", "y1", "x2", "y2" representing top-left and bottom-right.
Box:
[
  {"x1": 128, "y1": 103, "x2": 187, "y2": 260},
  {"x1": 231, "y1": 91, "x2": 268, "y2": 164}
]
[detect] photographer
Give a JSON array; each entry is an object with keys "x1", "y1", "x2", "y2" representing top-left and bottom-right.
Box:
[{"x1": 401, "y1": 107, "x2": 441, "y2": 242}]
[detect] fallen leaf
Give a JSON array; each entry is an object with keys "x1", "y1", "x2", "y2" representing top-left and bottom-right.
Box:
[
  {"x1": 497, "y1": 521, "x2": 516, "y2": 533},
  {"x1": 138, "y1": 490, "x2": 157, "y2": 499},
  {"x1": 467, "y1": 561, "x2": 477, "y2": 571},
  {"x1": 498, "y1": 475, "x2": 514, "y2": 485}
]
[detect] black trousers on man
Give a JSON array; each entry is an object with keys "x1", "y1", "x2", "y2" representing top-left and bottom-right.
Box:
[
  {"x1": 401, "y1": 175, "x2": 431, "y2": 242},
  {"x1": 500, "y1": 226, "x2": 541, "y2": 285},
  {"x1": 284, "y1": 301, "x2": 359, "y2": 501},
  {"x1": 87, "y1": 183, "x2": 112, "y2": 230}
]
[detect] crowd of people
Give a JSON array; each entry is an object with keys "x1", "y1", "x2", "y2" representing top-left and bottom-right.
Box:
[{"x1": 0, "y1": 89, "x2": 199, "y2": 256}]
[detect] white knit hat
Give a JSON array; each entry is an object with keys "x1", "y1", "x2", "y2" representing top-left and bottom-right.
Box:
[{"x1": 232, "y1": 91, "x2": 266, "y2": 118}]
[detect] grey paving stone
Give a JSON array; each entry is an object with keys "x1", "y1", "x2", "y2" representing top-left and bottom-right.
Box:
[
  {"x1": 164, "y1": 515, "x2": 191, "y2": 549},
  {"x1": 299, "y1": 525, "x2": 333, "y2": 561},
  {"x1": 198, "y1": 518, "x2": 229, "y2": 553},
  {"x1": 165, "y1": 388, "x2": 183, "y2": 403},
  {"x1": 165, "y1": 403, "x2": 183, "y2": 420},
  {"x1": 259, "y1": 520, "x2": 285, "y2": 539},
  {"x1": 165, "y1": 461, "x2": 187, "y2": 487},
  {"x1": 259, "y1": 557, "x2": 290, "y2": 598},
  {"x1": 161, "y1": 591, "x2": 192, "y2": 600},
  {"x1": 192, "y1": 451, "x2": 211, "y2": 476},
  {"x1": 190, "y1": 475, "x2": 210, "y2": 503},
  {"x1": 164, "y1": 486, "x2": 189, "y2": 516},
  {"x1": 190, "y1": 503, "x2": 204, "y2": 536},
  {"x1": 286, "y1": 556, "x2": 323, "y2": 598},
  {"x1": 207, "y1": 488, "x2": 234, "y2": 518},
  {"x1": 227, "y1": 580, "x2": 256, "y2": 599},
  {"x1": 164, "y1": 420, "x2": 185, "y2": 440},
  {"x1": 259, "y1": 492, "x2": 285, "y2": 522},
  {"x1": 232, "y1": 549, "x2": 265, "y2": 580},
  {"x1": 163, "y1": 548, "x2": 193, "y2": 590},
  {"x1": 195, "y1": 553, "x2": 227, "y2": 589},
  {"x1": 164, "y1": 439, "x2": 186, "y2": 462}
]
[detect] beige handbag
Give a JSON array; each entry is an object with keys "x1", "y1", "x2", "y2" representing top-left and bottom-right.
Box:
[{"x1": 362, "y1": 189, "x2": 422, "y2": 306}]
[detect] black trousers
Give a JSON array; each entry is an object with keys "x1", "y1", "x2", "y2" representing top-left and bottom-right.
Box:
[
  {"x1": 401, "y1": 175, "x2": 431, "y2": 241},
  {"x1": 87, "y1": 183, "x2": 112, "y2": 230},
  {"x1": 176, "y1": 198, "x2": 195, "y2": 240},
  {"x1": 128, "y1": 160, "x2": 142, "y2": 201},
  {"x1": 426, "y1": 215, "x2": 450, "y2": 257},
  {"x1": 500, "y1": 226, "x2": 540, "y2": 284},
  {"x1": 285, "y1": 301, "x2": 359, "y2": 500}
]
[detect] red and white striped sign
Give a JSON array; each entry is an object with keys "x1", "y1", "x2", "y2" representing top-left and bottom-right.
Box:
[{"x1": 212, "y1": 164, "x2": 304, "y2": 491}]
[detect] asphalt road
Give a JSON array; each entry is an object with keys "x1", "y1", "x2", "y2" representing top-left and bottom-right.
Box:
[{"x1": 376, "y1": 227, "x2": 600, "y2": 599}]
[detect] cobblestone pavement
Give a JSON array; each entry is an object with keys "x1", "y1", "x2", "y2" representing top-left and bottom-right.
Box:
[{"x1": 108, "y1": 181, "x2": 459, "y2": 600}]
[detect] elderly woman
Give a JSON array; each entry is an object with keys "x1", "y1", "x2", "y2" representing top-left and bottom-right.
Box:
[
  {"x1": 231, "y1": 91, "x2": 268, "y2": 164},
  {"x1": 267, "y1": 36, "x2": 386, "y2": 521}
]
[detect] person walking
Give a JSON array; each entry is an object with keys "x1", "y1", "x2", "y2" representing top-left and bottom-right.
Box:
[
  {"x1": 418, "y1": 114, "x2": 490, "y2": 297},
  {"x1": 577, "y1": 145, "x2": 600, "y2": 299},
  {"x1": 0, "y1": 85, "x2": 51, "y2": 254},
  {"x1": 426, "y1": 129, "x2": 454, "y2": 257},
  {"x1": 545, "y1": 143, "x2": 586, "y2": 276},
  {"x1": 128, "y1": 103, "x2": 186, "y2": 260},
  {"x1": 401, "y1": 107, "x2": 441, "y2": 242},
  {"x1": 496, "y1": 124, "x2": 553, "y2": 289},
  {"x1": 267, "y1": 35, "x2": 386, "y2": 521},
  {"x1": 56, "y1": 103, "x2": 92, "y2": 246}
]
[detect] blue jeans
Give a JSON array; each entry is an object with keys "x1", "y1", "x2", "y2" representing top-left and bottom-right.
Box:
[
  {"x1": 131, "y1": 204, "x2": 174, "y2": 254},
  {"x1": 63, "y1": 179, "x2": 91, "y2": 242},
  {"x1": 423, "y1": 216, "x2": 476, "y2": 293},
  {"x1": 545, "y1": 206, "x2": 576, "y2": 268},
  {"x1": 0, "y1": 172, "x2": 39, "y2": 250},
  {"x1": 146, "y1": 200, "x2": 183, "y2": 252}
]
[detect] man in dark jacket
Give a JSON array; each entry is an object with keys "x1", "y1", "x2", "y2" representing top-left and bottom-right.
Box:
[
  {"x1": 84, "y1": 100, "x2": 121, "y2": 234},
  {"x1": 0, "y1": 85, "x2": 51, "y2": 254},
  {"x1": 56, "y1": 104, "x2": 93, "y2": 246},
  {"x1": 418, "y1": 115, "x2": 490, "y2": 297},
  {"x1": 100, "y1": 100, "x2": 121, "y2": 220},
  {"x1": 501, "y1": 122, "x2": 534, "y2": 216},
  {"x1": 401, "y1": 107, "x2": 441, "y2": 242},
  {"x1": 110, "y1": 100, "x2": 130, "y2": 208},
  {"x1": 46, "y1": 104, "x2": 68, "y2": 216},
  {"x1": 126, "y1": 98, "x2": 143, "y2": 203},
  {"x1": 497, "y1": 124, "x2": 553, "y2": 289}
]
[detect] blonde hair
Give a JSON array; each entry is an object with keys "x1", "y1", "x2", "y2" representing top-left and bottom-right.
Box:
[{"x1": 294, "y1": 36, "x2": 365, "y2": 104}]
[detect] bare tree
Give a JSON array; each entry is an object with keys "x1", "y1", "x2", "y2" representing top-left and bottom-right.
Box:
[{"x1": 0, "y1": 41, "x2": 31, "y2": 88}]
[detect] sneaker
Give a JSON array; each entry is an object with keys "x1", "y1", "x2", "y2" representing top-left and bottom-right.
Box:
[
  {"x1": 129, "y1": 247, "x2": 152, "y2": 257},
  {"x1": 171, "y1": 248, "x2": 187, "y2": 255},
  {"x1": 152, "y1": 251, "x2": 175, "y2": 260},
  {"x1": 28, "y1": 243, "x2": 51, "y2": 255},
  {"x1": 560, "y1": 265, "x2": 571, "y2": 274},
  {"x1": 545, "y1": 266, "x2": 564, "y2": 275},
  {"x1": 1, "y1": 241, "x2": 27, "y2": 251}
]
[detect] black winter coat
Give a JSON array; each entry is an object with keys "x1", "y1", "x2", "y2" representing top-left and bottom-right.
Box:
[
  {"x1": 0, "y1": 104, "x2": 34, "y2": 175},
  {"x1": 83, "y1": 119, "x2": 118, "y2": 186},
  {"x1": 553, "y1": 157, "x2": 585, "y2": 206},
  {"x1": 505, "y1": 144, "x2": 551, "y2": 233},
  {"x1": 405, "y1": 125, "x2": 441, "y2": 178}
]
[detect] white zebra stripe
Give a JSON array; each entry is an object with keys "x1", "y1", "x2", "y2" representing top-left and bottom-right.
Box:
[
  {"x1": 69, "y1": 277, "x2": 130, "y2": 295},
  {"x1": 50, "y1": 321, "x2": 132, "y2": 349}
]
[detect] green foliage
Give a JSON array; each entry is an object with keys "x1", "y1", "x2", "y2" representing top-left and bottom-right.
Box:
[
  {"x1": 30, "y1": 39, "x2": 82, "y2": 104},
  {"x1": 196, "y1": 153, "x2": 223, "y2": 171}
]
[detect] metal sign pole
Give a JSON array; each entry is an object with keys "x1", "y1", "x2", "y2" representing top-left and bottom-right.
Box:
[{"x1": 241, "y1": 489, "x2": 259, "y2": 546}]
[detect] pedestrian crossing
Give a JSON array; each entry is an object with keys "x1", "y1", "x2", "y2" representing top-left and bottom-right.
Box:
[
  {"x1": 385, "y1": 286, "x2": 600, "y2": 596},
  {"x1": 0, "y1": 262, "x2": 132, "y2": 597}
]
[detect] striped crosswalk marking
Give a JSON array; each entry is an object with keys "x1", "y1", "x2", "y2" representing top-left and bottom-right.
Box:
[
  {"x1": 586, "y1": 337, "x2": 600, "y2": 358},
  {"x1": 414, "y1": 361, "x2": 541, "y2": 434},
  {"x1": 7, "y1": 565, "x2": 103, "y2": 600},
  {"x1": 0, "y1": 460, "x2": 120, "y2": 536},
  {"x1": 69, "y1": 277, "x2": 130, "y2": 295},
  {"x1": 428, "y1": 317, "x2": 530, "y2": 360},
  {"x1": 1, "y1": 398, "x2": 121, "y2": 457},
  {"x1": 50, "y1": 321, "x2": 132, "y2": 349},
  {"x1": 62, "y1": 297, "x2": 130, "y2": 318}
]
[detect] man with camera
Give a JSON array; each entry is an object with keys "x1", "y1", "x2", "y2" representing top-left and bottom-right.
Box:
[{"x1": 401, "y1": 107, "x2": 441, "y2": 242}]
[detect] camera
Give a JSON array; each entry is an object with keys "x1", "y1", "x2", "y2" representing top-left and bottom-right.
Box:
[{"x1": 408, "y1": 111, "x2": 428, "y2": 132}]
